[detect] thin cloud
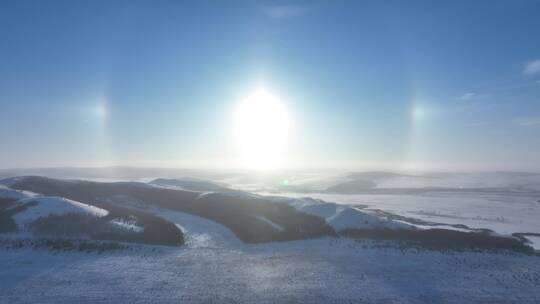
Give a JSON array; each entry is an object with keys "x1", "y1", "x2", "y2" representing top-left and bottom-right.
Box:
[
  {"x1": 467, "y1": 122, "x2": 489, "y2": 127},
  {"x1": 457, "y1": 92, "x2": 476, "y2": 101},
  {"x1": 456, "y1": 92, "x2": 490, "y2": 101},
  {"x1": 263, "y1": 5, "x2": 308, "y2": 18},
  {"x1": 514, "y1": 117, "x2": 540, "y2": 126},
  {"x1": 523, "y1": 59, "x2": 540, "y2": 76}
]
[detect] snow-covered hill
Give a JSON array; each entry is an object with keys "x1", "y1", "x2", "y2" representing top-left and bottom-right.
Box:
[
  {"x1": 146, "y1": 178, "x2": 414, "y2": 232},
  {"x1": 0, "y1": 181, "x2": 182, "y2": 245}
]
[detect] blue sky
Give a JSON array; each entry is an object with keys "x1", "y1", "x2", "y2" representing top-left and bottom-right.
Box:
[{"x1": 1, "y1": 0, "x2": 540, "y2": 171}]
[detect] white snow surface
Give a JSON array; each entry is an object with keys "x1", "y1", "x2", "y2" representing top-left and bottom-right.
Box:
[{"x1": 1, "y1": 207, "x2": 540, "y2": 303}]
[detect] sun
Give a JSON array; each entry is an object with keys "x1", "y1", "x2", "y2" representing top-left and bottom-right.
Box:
[{"x1": 234, "y1": 89, "x2": 290, "y2": 170}]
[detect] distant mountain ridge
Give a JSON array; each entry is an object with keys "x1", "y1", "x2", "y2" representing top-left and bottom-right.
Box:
[{"x1": 149, "y1": 178, "x2": 233, "y2": 192}]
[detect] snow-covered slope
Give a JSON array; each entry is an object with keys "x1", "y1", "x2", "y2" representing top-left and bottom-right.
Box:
[
  {"x1": 0, "y1": 184, "x2": 38, "y2": 201},
  {"x1": 269, "y1": 196, "x2": 413, "y2": 231},
  {"x1": 10, "y1": 197, "x2": 108, "y2": 227},
  {"x1": 1, "y1": 183, "x2": 108, "y2": 231}
]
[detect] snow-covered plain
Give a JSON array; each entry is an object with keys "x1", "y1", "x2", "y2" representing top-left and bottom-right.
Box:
[
  {"x1": 1, "y1": 206, "x2": 540, "y2": 303},
  {"x1": 273, "y1": 191, "x2": 540, "y2": 247},
  {"x1": 220, "y1": 172, "x2": 540, "y2": 248}
]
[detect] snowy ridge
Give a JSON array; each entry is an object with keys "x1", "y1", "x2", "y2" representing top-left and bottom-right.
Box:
[
  {"x1": 0, "y1": 177, "x2": 29, "y2": 188},
  {"x1": 256, "y1": 216, "x2": 285, "y2": 231},
  {"x1": 11, "y1": 196, "x2": 108, "y2": 227},
  {"x1": 175, "y1": 186, "x2": 413, "y2": 232},
  {"x1": 1, "y1": 183, "x2": 109, "y2": 233},
  {"x1": 110, "y1": 219, "x2": 144, "y2": 233},
  {"x1": 149, "y1": 178, "x2": 232, "y2": 193},
  {"x1": 271, "y1": 196, "x2": 413, "y2": 231},
  {"x1": 0, "y1": 185, "x2": 38, "y2": 200}
]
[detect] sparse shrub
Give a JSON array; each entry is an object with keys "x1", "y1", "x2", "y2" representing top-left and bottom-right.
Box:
[
  {"x1": 29, "y1": 213, "x2": 118, "y2": 237},
  {"x1": 28, "y1": 211, "x2": 184, "y2": 246},
  {"x1": 340, "y1": 228, "x2": 533, "y2": 253},
  {"x1": 0, "y1": 198, "x2": 18, "y2": 233}
]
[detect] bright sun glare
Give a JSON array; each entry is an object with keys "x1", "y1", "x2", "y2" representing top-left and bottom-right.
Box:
[{"x1": 234, "y1": 89, "x2": 290, "y2": 170}]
